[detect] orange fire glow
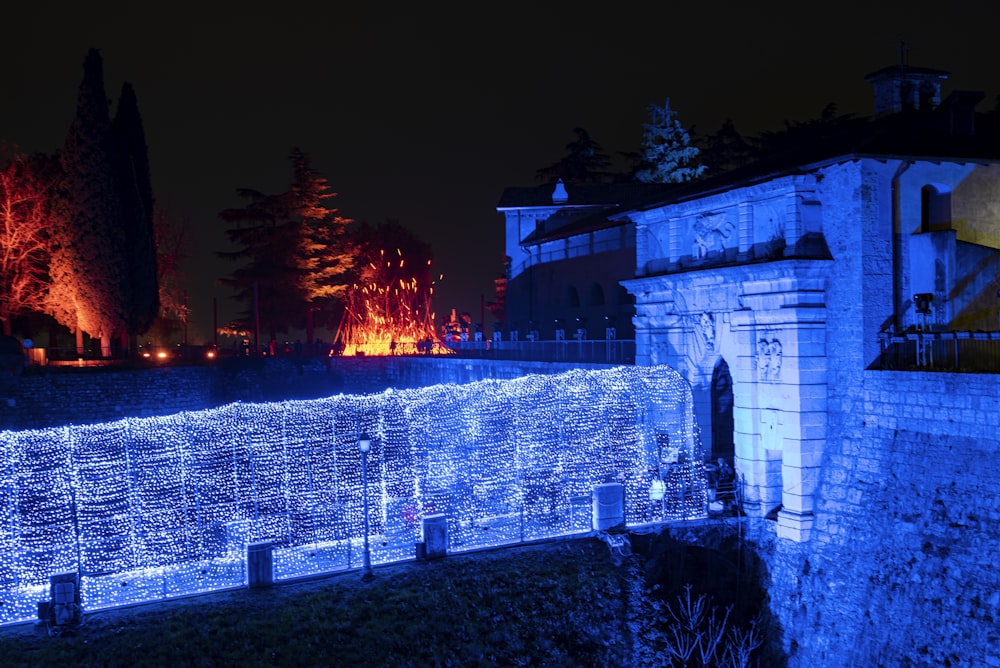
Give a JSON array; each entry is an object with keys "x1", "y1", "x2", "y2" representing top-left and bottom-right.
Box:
[{"x1": 335, "y1": 250, "x2": 451, "y2": 356}]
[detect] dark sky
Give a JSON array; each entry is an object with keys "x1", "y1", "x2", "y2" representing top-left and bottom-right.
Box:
[{"x1": 2, "y1": 3, "x2": 998, "y2": 343}]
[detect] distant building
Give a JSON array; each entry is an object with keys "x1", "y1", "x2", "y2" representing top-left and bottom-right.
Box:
[{"x1": 496, "y1": 180, "x2": 676, "y2": 342}]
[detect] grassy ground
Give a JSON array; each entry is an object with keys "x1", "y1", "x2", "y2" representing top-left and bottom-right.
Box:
[{"x1": 0, "y1": 537, "x2": 635, "y2": 667}]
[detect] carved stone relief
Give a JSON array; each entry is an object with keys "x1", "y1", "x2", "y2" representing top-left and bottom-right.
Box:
[
  {"x1": 757, "y1": 335, "x2": 783, "y2": 382},
  {"x1": 692, "y1": 213, "x2": 735, "y2": 260},
  {"x1": 694, "y1": 311, "x2": 717, "y2": 359}
]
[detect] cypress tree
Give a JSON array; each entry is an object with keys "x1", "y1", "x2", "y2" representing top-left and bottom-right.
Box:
[
  {"x1": 113, "y1": 81, "x2": 159, "y2": 350},
  {"x1": 48, "y1": 48, "x2": 128, "y2": 356}
]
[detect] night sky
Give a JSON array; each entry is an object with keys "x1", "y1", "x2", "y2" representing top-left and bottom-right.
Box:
[{"x1": 2, "y1": 3, "x2": 997, "y2": 342}]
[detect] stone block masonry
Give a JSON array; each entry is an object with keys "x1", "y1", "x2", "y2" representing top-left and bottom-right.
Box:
[
  {"x1": 758, "y1": 370, "x2": 1000, "y2": 667},
  {"x1": 0, "y1": 356, "x2": 616, "y2": 431}
]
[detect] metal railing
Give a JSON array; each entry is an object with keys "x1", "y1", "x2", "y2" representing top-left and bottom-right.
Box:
[
  {"x1": 441, "y1": 338, "x2": 636, "y2": 364},
  {"x1": 875, "y1": 331, "x2": 1000, "y2": 373}
]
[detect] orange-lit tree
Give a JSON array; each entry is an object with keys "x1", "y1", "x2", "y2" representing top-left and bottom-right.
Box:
[
  {"x1": 48, "y1": 49, "x2": 129, "y2": 357},
  {"x1": 218, "y1": 148, "x2": 354, "y2": 345},
  {"x1": 2, "y1": 50, "x2": 159, "y2": 355},
  {"x1": 290, "y1": 148, "x2": 356, "y2": 326},
  {"x1": 0, "y1": 148, "x2": 60, "y2": 336},
  {"x1": 336, "y1": 220, "x2": 441, "y2": 356}
]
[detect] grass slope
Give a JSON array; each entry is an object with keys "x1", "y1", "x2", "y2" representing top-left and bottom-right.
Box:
[{"x1": 0, "y1": 538, "x2": 634, "y2": 667}]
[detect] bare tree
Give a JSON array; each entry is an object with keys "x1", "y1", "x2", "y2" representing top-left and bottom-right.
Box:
[
  {"x1": 153, "y1": 206, "x2": 189, "y2": 322},
  {"x1": 0, "y1": 147, "x2": 61, "y2": 336}
]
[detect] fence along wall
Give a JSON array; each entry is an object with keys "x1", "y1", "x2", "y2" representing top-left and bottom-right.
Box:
[{"x1": 0, "y1": 365, "x2": 704, "y2": 626}]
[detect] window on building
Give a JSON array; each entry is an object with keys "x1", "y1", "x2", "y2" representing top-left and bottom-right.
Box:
[
  {"x1": 921, "y1": 184, "x2": 951, "y2": 232},
  {"x1": 919, "y1": 81, "x2": 936, "y2": 110},
  {"x1": 566, "y1": 286, "x2": 580, "y2": 308},
  {"x1": 590, "y1": 283, "x2": 605, "y2": 307}
]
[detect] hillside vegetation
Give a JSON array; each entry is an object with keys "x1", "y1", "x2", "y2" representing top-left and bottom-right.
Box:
[{"x1": 0, "y1": 532, "x2": 768, "y2": 667}]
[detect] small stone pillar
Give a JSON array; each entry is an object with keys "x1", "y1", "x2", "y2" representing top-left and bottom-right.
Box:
[
  {"x1": 247, "y1": 541, "x2": 274, "y2": 588},
  {"x1": 422, "y1": 514, "x2": 448, "y2": 559},
  {"x1": 50, "y1": 571, "x2": 81, "y2": 626},
  {"x1": 592, "y1": 483, "x2": 624, "y2": 531}
]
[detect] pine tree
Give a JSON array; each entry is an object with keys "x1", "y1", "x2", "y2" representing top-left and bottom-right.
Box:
[
  {"x1": 112, "y1": 81, "x2": 159, "y2": 348},
  {"x1": 48, "y1": 48, "x2": 128, "y2": 356},
  {"x1": 217, "y1": 186, "x2": 300, "y2": 342},
  {"x1": 535, "y1": 127, "x2": 613, "y2": 184},
  {"x1": 635, "y1": 98, "x2": 705, "y2": 184},
  {"x1": 289, "y1": 148, "x2": 355, "y2": 313},
  {"x1": 217, "y1": 148, "x2": 353, "y2": 341},
  {"x1": 697, "y1": 118, "x2": 757, "y2": 177}
]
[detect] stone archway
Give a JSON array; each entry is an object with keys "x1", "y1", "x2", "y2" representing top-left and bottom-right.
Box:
[{"x1": 710, "y1": 358, "x2": 734, "y2": 466}]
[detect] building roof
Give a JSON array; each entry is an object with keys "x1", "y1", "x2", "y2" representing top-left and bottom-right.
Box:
[
  {"x1": 518, "y1": 205, "x2": 624, "y2": 246},
  {"x1": 619, "y1": 96, "x2": 1000, "y2": 216},
  {"x1": 497, "y1": 182, "x2": 680, "y2": 246},
  {"x1": 863, "y1": 63, "x2": 951, "y2": 83},
  {"x1": 499, "y1": 67, "x2": 1000, "y2": 233},
  {"x1": 496, "y1": 181, "x2": 677, "y2": 209}
]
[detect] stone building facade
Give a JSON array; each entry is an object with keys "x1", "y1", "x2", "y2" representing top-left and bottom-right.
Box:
[
  {"x1": 619, "y1": 67, "x2": 1000, "y2": 543},
  {"x1": 499, "y1": 64, "x2": 1000, "y2": 546}
]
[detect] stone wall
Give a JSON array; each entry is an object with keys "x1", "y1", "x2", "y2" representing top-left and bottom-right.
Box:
[
  {"x1": 754, "y1": 370, "x2": 1000, "y2": 667},
  {"x1": 0, "y1": 356, "x2": 615, "y2": 431}
]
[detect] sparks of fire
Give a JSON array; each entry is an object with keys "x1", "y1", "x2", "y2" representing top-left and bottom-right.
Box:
[{"x1": 335, "y1": 249, "x2": 451, "y2": 356}]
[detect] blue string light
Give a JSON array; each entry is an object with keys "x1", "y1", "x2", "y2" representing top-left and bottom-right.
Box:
[{"x1": 0, "y1": 364, "x2": 706, "y2": 625}]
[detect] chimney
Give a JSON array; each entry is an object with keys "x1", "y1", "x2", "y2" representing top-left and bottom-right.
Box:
[
  {"x1": 936, "y1": 90, "x2": 984, "y2": 136},
  {"x1": 864, "y1": 64, "x2": 950, "y2": 116}
]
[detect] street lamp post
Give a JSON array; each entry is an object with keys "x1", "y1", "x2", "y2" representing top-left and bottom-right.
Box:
[{"x1": 358, "y1": 433, "x2": 374, "y2": 582}]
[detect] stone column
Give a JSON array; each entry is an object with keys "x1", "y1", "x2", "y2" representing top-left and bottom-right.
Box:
[
  {"x1": 731, "y1": 265, "x2": 829, "y2": 542},
  {"x1": 50, "y1": 571, "x2": 81, "y2": 626}
]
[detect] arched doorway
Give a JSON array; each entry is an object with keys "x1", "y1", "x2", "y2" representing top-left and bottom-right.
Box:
[{"x1": 711, "y1": 358, "x2": 735, "y2": 465}]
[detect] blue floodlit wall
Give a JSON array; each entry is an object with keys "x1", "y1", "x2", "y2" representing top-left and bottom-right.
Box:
[{"x1": 0, "y1": 364, "x2": 703, "y2": 626}]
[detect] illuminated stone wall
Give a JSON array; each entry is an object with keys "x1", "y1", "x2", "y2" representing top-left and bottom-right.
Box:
[
  {"x1": 756, "y1": 370, "x2": 1000, "y2": 667},
  {"x1": 0, "y1": 357, "x2": 618, "y2": 431}
]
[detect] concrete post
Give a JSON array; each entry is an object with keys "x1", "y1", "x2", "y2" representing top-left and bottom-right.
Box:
[
  {"x1": 592, "y1": 483, "x2": 624, "y2": 531},
  {"x1": 422, "y1": 514, "x2": 448, "y2": 559},
  {"x1": 50, "y1": 571, "x2": 81, "y2": 626},
  {"x1": 247, "y1": 541, "x2": 274, "y2": 588}
]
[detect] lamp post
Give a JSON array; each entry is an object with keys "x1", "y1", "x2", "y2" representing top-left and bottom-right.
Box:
[{"x1": 358, "y1": 433, "x2": 374, "y2": 582}]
